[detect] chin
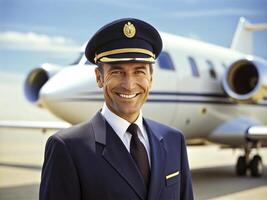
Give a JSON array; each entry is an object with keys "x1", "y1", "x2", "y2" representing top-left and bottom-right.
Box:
[
  {"x1": 118, "y1": 107, "x2": 140, "y2": 116},
  {"x1": 120, "y1": 109, "x2": 138, "y2": 115}
]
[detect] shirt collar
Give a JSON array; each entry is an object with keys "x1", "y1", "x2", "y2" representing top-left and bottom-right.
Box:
[{"x1": 101, "y1": 103, "x2": 145, "y2": 137}]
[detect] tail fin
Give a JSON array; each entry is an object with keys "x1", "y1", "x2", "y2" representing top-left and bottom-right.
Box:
[{"x1": 230, "y1": 17, "x2": 267, "y2": 54}]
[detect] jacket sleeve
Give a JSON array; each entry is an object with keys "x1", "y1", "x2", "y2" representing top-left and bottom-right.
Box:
[
  {"x1": 180, "y1": 134, "x2": 194, "y2": 200},
  {"x1": 39, "y1": 134, "x2": 81, "y2": 200}
]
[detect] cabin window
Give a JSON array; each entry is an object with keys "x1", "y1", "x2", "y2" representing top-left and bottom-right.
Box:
[
  {"x1": 188, "y1": 56, "x2": 199, "y2": 77},
  {"x1": 206, "y1": 60, "x2": 217, "y2": 79},
  {"x1": 158, "y1": 51, "x2": 175, "y2": 70}
]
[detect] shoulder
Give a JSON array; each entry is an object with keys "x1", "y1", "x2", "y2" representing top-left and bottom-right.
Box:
[
  {"x1": 47, "y1": 111, "x2": 105, "y2": 150},
  {"x1": 58, "y1": 120, "x2": 91, "y2": 139},
  {"x1": 144, "y1": 118, "x2": 184, "y2": 141},
  {"x1": 48, "y1": 119, "x2": 94, "y2": 148}
]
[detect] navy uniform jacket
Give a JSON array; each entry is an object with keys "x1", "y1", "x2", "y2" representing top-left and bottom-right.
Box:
[{"x1": 39, "y1": 112, "x2": 194, "y2": 200}]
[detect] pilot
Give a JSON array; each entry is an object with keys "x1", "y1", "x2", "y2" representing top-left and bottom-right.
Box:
[{"x1": 39, "y1": 18, "x2": 194, "y2": 200}]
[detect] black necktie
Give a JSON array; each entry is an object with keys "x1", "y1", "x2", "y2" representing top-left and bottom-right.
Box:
[{"x1": 127, "y1": 123, "x2": 150, "y2": 187}]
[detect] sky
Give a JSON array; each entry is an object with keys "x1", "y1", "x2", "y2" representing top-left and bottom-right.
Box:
[{"x1": 0, "y1": 0, "x2": 267, "y2": 74}]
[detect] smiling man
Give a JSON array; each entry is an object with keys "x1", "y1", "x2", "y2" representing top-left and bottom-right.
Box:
[{"x1": 40, "y1": 18, "x2": 193, "y2": 200}]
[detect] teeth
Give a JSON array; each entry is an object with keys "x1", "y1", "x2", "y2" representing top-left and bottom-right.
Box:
[{"x1": 119, "y1": 93, "x2": 137, "y2": 99}]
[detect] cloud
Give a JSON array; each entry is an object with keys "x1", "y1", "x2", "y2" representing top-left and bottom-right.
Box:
[
  {"x1": 168, "y1": 8, "x2": 267, "y2": 18},
  {"x1": 0, "y1": 31, "x2": 80, "y2": 53}
]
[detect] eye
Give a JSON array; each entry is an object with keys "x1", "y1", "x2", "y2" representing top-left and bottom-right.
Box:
[
  {"x1": 111, "y1": 70, "x2": 123, "y2": 75},
  {"x1": 135, "y1": 69, "x2": 146, "y2": 75}
]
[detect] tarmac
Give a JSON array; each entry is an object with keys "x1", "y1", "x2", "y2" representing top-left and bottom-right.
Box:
[{"x1": 0, "y1": 129, "x2": 266, "y2": 200}]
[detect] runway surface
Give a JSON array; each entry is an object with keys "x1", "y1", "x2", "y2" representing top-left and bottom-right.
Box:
[{"x1": 0, "y1": 130, "x2": 266, "y2": 200}]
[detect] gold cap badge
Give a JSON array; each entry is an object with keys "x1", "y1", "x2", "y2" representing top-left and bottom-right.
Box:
[{"x1": 123, "y1": 22, "x2": 136, "y2": 38}]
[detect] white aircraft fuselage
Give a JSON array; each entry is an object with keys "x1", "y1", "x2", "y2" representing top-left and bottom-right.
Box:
[{"x1": 27, "y1": 32, "x2": 267, "y2": 143}]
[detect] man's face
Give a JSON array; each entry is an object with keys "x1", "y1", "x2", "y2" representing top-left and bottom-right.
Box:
[{"x1": 95, "y1": 62, "x2": 152, "y2": 122}]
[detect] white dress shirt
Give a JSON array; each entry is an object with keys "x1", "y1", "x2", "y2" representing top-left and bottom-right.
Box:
[{"x1": 101, "y1": 103, "x2": 151, "y2": 166}]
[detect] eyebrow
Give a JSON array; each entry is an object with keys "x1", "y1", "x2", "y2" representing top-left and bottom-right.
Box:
[
  {"x1": 135, "y1": 66, "x2": 147, "y2": 70},
  {"x1": 109, "y1": 64, "x2": 147, "y2": 71},
  {"x1": 109, "y1": 65, "x2": 123, "y2": 70}
]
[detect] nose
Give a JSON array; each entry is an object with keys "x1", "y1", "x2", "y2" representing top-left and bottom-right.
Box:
[{"x1": 121, "y1": 73, "x2": 136, "y2": 90}]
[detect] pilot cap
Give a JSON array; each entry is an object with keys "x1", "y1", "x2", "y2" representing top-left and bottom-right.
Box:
[{"x1": 85, "y1": 18, "x2": 162, "y2": 64}]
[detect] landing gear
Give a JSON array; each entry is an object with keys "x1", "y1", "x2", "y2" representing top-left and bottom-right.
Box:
[
  {"x1": 235, "y1": 142, "x2": 264, "y2": 177},
  {"x1": 236, "y1": 156, "x2": 246, "y2": 176},
  {"x1": 249, "y1": 155, "x2": 263, "y2": 177}
]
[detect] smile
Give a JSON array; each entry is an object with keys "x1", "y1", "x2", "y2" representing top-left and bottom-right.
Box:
[{"x1": 117, "y1": 93, "x2": 138, "y2": 99}]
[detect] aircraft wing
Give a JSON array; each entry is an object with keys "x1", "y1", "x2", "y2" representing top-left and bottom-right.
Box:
[
  {"x1": 0, "y1": 120, "x2": 71, "y2": 132},
  {"x1": 208, "y1": 117, "x2": 267, "y2": 147}
]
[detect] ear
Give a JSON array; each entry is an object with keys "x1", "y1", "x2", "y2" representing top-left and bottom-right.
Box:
[{"x1": 95, "y1": 68, "x2": 103, "y2": 88}]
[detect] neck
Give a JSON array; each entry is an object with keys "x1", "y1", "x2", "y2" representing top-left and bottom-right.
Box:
[
  {"x1": 106, "y1": 105, "x2": 140, "y2": 123},
  {"x1": 119, "y1": 113, "x2": 139, "y2": 123}
]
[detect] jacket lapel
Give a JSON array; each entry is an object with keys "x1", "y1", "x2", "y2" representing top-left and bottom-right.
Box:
[
  {"x1": 144, "y1": 119, "x2": 166, "y2": 200},
  {"x1": 90, "y1": 112, "x2": 147, "y2": 200}
]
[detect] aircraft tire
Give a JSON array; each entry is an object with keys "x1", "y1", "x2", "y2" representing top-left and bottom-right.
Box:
[
  {"x1": 249, "y1": 155, "x2": 263, "y2": 177},
  {"x1": 236, "y1": 156, "x2": 247, "y2": 176}
]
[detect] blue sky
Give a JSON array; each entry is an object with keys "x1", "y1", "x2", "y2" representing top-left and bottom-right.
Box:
[{"x1": 1, "y1": 0, "x2": 267, "y2": 73}]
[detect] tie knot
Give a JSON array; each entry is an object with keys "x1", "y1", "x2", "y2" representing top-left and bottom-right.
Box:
[{"x1": 127, "y1": 123, "x2": 139, "y2": 137}]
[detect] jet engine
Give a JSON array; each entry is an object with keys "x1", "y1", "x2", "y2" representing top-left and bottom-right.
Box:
[
  {"x1": 24, "y1": 63, "x2": 61, "y2": 105},
  {"x1": 222, "y1": 58, "x2": 267, "y2": 103}
]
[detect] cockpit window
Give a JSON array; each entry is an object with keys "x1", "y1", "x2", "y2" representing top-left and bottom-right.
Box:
[
  {"x1": 85, "y1": 60, "x2": 91, "y2": 65},
  {"x1": 158, "y1": 51, "x2": 175, "y2": 70},
  {"x1": 222, "y1": 62, "x2": 227, "y2": 69},
  {"x1": 71, "y1": 53, "x2": 83, "y2": 65},
  {"x1": 188, "y1": 56, "x2": 199, "y2": 77},
  {"x1": 206, "y1": 60, "x2": 217, "y2": 79}
]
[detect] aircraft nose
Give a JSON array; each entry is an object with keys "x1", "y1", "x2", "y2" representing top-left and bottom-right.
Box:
[{"x1": 39, "y1": 65, "x2": 98, "y2": 108}]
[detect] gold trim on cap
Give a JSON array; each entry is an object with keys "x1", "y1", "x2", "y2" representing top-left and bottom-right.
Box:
[
  {"x1": 99, "y1": 57, "x2": 155, "y2": 63},
  {"x1": 94, "y1": 48, "x2": 155, "y2": 62},
  {"x1": 123, "y1": 22, "x2": 136, "y2": 38}
]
